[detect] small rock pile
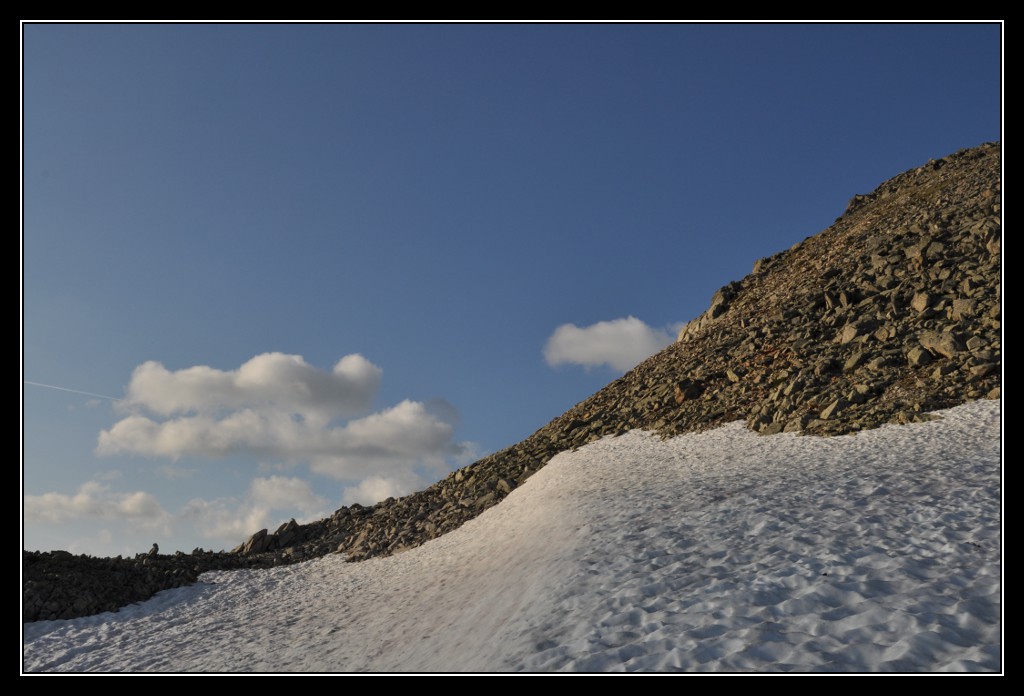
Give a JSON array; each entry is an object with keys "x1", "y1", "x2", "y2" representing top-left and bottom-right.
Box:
[{"x1": 24, "y1": 142, "x2": 1001, "y2": 622}]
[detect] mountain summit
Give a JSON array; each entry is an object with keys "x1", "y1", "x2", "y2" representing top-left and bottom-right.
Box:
[
  {"x1": 323, "y1": 141, "x2": 1000, "y2": 562},
  {"x1": 24, "y1": 143, "x2": 1001, "y2": 622},
  {"x1": 593, "y1": 141, "x2": 1001, "y2": 439}
]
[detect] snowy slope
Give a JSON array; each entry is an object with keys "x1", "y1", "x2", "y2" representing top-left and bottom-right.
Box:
[{"x1": 23, "y1": 400, "x2": 1001, "y2": 673}]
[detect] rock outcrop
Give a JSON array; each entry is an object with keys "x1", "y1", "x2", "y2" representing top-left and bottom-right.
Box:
[{"x1": 24, "y1": 142, "x2": 1001, "y2": 622}]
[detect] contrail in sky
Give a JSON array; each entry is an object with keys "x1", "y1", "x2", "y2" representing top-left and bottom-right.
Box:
[{"x1": 23, "y1": 381, "x2": 123, "y2": 402}]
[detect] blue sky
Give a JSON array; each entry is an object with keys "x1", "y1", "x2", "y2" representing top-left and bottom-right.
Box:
[{"x1": 22, "y1": 22, "x2": 1002, "y2": 556}]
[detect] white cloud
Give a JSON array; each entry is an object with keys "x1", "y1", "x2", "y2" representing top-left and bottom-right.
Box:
[
  {"x1": 309, "y1": 400, "x2": 464, "y2": 479},
  {"x1": 92, "y1": 352, "x2": 476, "y2": 544},
  {"x1": 248, "y1": 475, "x2": 328, "y2": 512},
  {"x1": 25, "y1": 482, "x2": 170, "y2": 531},
  {"x1": 181, "y1": 497, "x2": 270, "y2": 545},
  {"x1": 182, "y1": 475, "x2": 330, "y2": 547},
  {"x1": 452, "y1": 441, "x2": 483, "y2": 467},
  {"x1": 342, "y1": 472, "x2": 427, "y2": 507},
  {"x1": 543, "y1": 316, "x2": 676, "y2": 372},
  {"x1": 123, "y1": 352, "x2": 382, "y2": 421},
  {"x1": 98, "y1": 354, "x2": 468, "y2": 479},
  {"x1": 98, "y1": 400, "x2": 467, "y2": 479}
]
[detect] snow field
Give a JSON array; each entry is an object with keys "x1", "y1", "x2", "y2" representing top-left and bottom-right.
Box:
[{"x1": 24, "y1": 400, "x2": 1001, "y2": 673}]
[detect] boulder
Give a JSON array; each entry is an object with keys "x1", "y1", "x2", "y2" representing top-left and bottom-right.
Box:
[{"x1": 242, "y1": 529, "x2": 269, "y2": 555}]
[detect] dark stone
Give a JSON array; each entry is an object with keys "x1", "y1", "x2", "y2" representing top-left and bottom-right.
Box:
[
  {"x1": 673, "y1": 379, "x2": 705, "y2": 403},
  {"x1": 242, "y1": 529, "x2": 268, "y2": 555},
  {"x1": 919, "y1": 331, "x2": 965, "y2": 360}
]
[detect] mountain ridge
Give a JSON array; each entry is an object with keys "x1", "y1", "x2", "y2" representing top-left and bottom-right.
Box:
[{"x1": 24, "y1": 142, "x2": 1001, "y2": 622}]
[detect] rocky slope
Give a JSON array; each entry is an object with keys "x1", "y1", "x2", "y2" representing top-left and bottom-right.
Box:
[{"x1": 24, "y1": 142, "x2": 1001, "y2": 622}]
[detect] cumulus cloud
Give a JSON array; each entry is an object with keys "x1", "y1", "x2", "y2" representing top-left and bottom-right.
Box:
[
  {"x1": 95, "y1": 352, "x2": 475, "y2": 536},
  {"x1": 543, "y1": 316, "x2": 676, "y2": 372},
  {"x1": 181, "y1": 497, "x2": 270, "y2": 546},
  {"x1": 310, "y1": 400, "x2": 468, "y2": 479},
  {"x1": 182, "y1": 475, "x2": 330, "y2": 546},
  {"x1": 25, "y1": 481, "x2": 170, "y2": 530},
  {"x1": 98, "y1": 354, "x2": 468, "y2": 474},
  {"x1": 98, "y1": 400, "x2": 466, "y2": 478},
  {"x1": 248, "y1": 475, "x2": 329, "y2": 512},
  {"x1": 342, "y1": 472, "x2": 427, "y2": 507},
  {"x1": 123, "y1": 352, "x2": 382, "y2": 421}
]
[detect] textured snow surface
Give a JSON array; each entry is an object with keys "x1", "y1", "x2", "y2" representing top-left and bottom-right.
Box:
[{"x1": 23, "y1": 400, "x2": 1001, "y2": 673}]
